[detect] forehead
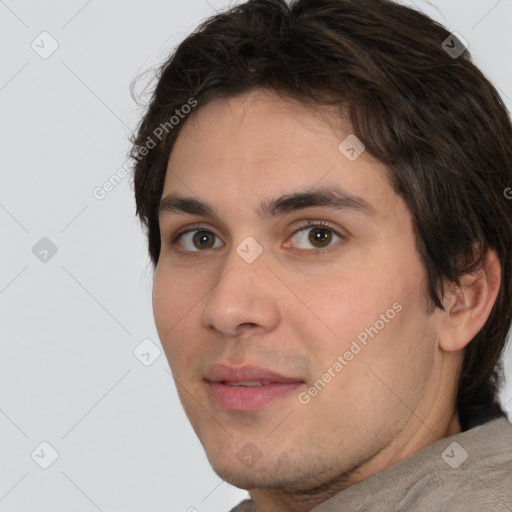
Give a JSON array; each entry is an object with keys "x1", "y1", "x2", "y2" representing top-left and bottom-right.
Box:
[{"x1": 162, "y1": 90, "x2": 398, "y2": 220}]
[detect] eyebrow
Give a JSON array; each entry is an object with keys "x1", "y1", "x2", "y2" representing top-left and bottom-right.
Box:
[{"x1": 158, "y1": 186, "x2": 378, "y2": 220}]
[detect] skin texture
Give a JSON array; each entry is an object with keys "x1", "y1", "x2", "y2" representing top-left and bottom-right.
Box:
[{"x1": 152, "y1": 89, "x2": 501, "y2": 512}]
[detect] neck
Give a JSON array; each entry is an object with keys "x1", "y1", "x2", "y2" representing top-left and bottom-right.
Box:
[{"x1": 248, "y1": 410, "x2": 461, "y2": 512}]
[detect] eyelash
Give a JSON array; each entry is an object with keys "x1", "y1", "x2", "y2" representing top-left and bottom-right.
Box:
[{"x1": 169, "y1": 220, "x2": 345, "y2": 257}]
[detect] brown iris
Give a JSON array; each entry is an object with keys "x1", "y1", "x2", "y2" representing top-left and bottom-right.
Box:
[
  {"x1": 193, "y1": 230, "x2": 215, "y2": 250},
  {"x1": 309, "y1": 227, "x2": 332, "y2": 248}
]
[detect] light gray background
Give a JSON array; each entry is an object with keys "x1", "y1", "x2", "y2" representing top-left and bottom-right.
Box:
[{"x1": 0, "y1": 1, "x2": 511, "y2": 511}]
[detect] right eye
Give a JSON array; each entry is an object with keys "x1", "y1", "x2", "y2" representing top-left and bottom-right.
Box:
[{"x1": 172, "y1": 229, "x2": 224, "y2": 253}]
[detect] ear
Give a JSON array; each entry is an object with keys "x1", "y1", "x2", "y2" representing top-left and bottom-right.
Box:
[{"x1": 438, "y1": 248, "x2": 501, "y2": 353}]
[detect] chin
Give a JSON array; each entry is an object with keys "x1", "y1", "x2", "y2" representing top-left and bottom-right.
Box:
[{"x1": 209, "y1": 458, "x2": 272, "y2": 489}]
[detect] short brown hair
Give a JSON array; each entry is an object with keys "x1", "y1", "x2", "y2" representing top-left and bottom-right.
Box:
[{"x1": 130, "y1": 0, "x2": 512, "y2": 430}]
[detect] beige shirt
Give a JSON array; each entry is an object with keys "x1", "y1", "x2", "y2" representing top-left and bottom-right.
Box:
[{"x1": 229, "y1": 416, "x2": 512, "y2": 512}]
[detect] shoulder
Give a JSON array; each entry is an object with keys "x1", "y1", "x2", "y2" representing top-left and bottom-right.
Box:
[{"x1": 404, "y1": 417, "x2": 512, "y2": 511}]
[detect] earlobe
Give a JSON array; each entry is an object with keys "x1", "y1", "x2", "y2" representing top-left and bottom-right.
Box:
[{"x1": 438, "y1": 249, "x2": 501, "y2": 353}]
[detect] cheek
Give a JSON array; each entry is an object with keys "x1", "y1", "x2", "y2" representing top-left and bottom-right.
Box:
[
  {"x1": 346, "y1": 297, "x2": 436, "y2": 411},
  {"x1": 298, "y1": 271, "x2": 382, "y2": 348},
  {"x1": 152, "y1": 260, "x2": 198, "y2": 330},
  {"x1": 301, "y1": 257, "x2": 433, "y2": 381},
  {"x1": 152, "y1": 266, "x2": 188, "y2": 357},
  {"x1": 152, "y1": 267, "x2": 174, "y2": 340},
  {"x1": 152, "y1": 264, "x2": 209, "y2": 375}
]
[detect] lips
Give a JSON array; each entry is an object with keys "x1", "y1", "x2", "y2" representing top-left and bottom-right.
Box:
[
  {"x1": 204, "y1": 364, "x2": 304, "y2": 410},
  {"x1": 204, "y1": 363, "x2": 304, "y2": 385}
]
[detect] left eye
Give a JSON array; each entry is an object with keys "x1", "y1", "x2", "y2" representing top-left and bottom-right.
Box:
[{"x1": 288, "y1": 224, "x2": 342, "y2": 250}]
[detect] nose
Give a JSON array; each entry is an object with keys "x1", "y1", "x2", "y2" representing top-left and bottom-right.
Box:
[{"x1": 200, "y1": 245, "x2": 281, "y2": 337}]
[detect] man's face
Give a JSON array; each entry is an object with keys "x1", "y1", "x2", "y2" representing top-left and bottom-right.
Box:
[{"x1": 153, "y1": 90, "x2": 445, "y2": 493}]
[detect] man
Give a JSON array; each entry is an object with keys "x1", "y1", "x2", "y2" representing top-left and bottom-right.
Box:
[{"x1": 130, "y1": 0, "x2": 512, "y2": 510}]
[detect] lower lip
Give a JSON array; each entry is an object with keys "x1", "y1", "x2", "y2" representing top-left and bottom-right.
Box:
[{"x1": 206, "y1": 381, "x2": 303, "y2": 410}]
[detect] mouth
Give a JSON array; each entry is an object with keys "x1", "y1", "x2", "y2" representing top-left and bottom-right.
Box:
[
  {"x1": 205, "y1": 381, "x2": 303, "y2": 410},
  {"x1": 204, "y1": 364, "x2": 304, "y2": 410},
  {"x1": 217, "y1": 380, "x2": 279, "y2": 387}
]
